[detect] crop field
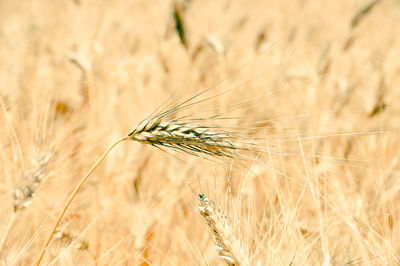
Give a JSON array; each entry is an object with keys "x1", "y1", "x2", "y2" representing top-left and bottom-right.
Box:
[{"x1": 1, "y1": 0, "x2": 400, "y2": 265}]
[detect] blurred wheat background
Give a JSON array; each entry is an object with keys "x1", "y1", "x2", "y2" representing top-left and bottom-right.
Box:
[{"x1": 1, "y1": 0, "x2": 400, "y2": 265}]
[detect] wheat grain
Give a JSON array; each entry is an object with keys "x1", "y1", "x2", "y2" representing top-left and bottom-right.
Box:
[{"x1": 198, "y1": 194, "x2": 249, "y2": 266}]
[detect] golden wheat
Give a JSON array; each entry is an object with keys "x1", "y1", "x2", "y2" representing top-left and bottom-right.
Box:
[
  {"x1": 37, "y1": 112, "x2": 243, "y2": 264},
  {"x1": 1, "y1": 1, "x2": 396, "y2": 264},
  {"x1": 13, "y1": 152, "x2": 51, "y2": 212},
  {"x1": 198, "y1": 194, "x2": 249, "y2": 266}
]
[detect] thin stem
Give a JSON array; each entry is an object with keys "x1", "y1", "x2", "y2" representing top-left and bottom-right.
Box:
[{"x1": 36, "y1": 136, "x2": 128, "y2": 265}]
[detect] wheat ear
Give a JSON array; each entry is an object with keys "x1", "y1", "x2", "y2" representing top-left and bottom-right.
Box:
[
  {"x1": 198, "y1": 194, "x2": 248, "y2": 266},
  {"x1": 38, "y1": 117, "x2": 237, "y2": 264},
  {"x1": 1, "y1": 151, "x2": 52, "y2": 257},
  {"x1": 128, "y1": 117, "x2": 237, "y2": 157},
  {"x1": 13, "y1": 152, "x2": 51, "y2": 212}
]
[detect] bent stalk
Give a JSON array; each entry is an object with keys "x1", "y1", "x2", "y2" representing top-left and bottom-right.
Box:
[{"x1": 36, "y1": 137, "x2": 127, "y2": 265}]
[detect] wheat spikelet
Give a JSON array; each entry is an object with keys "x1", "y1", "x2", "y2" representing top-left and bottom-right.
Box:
[
  {"x1": 198, "y1": 194, "x2": 249, "y2": 266},
  {"x1": 128, "y1": 117, "x2": 237, "y2": 158}
]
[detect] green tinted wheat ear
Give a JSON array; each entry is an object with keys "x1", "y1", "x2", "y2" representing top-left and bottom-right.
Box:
[{"x1": 128, "y1": 118, "x2": 237, "y2": 157}]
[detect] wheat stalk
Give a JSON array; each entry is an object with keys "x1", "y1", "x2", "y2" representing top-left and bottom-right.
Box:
[
  {"x1": 36, "y1": 137, "x2": 126, "y2": 265},
  {"x1": 198, "y1": 194, "x2": 249, "y2": 266}
]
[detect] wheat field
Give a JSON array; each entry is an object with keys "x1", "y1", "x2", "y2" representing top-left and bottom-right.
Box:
[{"x1": 1, "y1": 0, "x2": 400, "y2": 265}]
